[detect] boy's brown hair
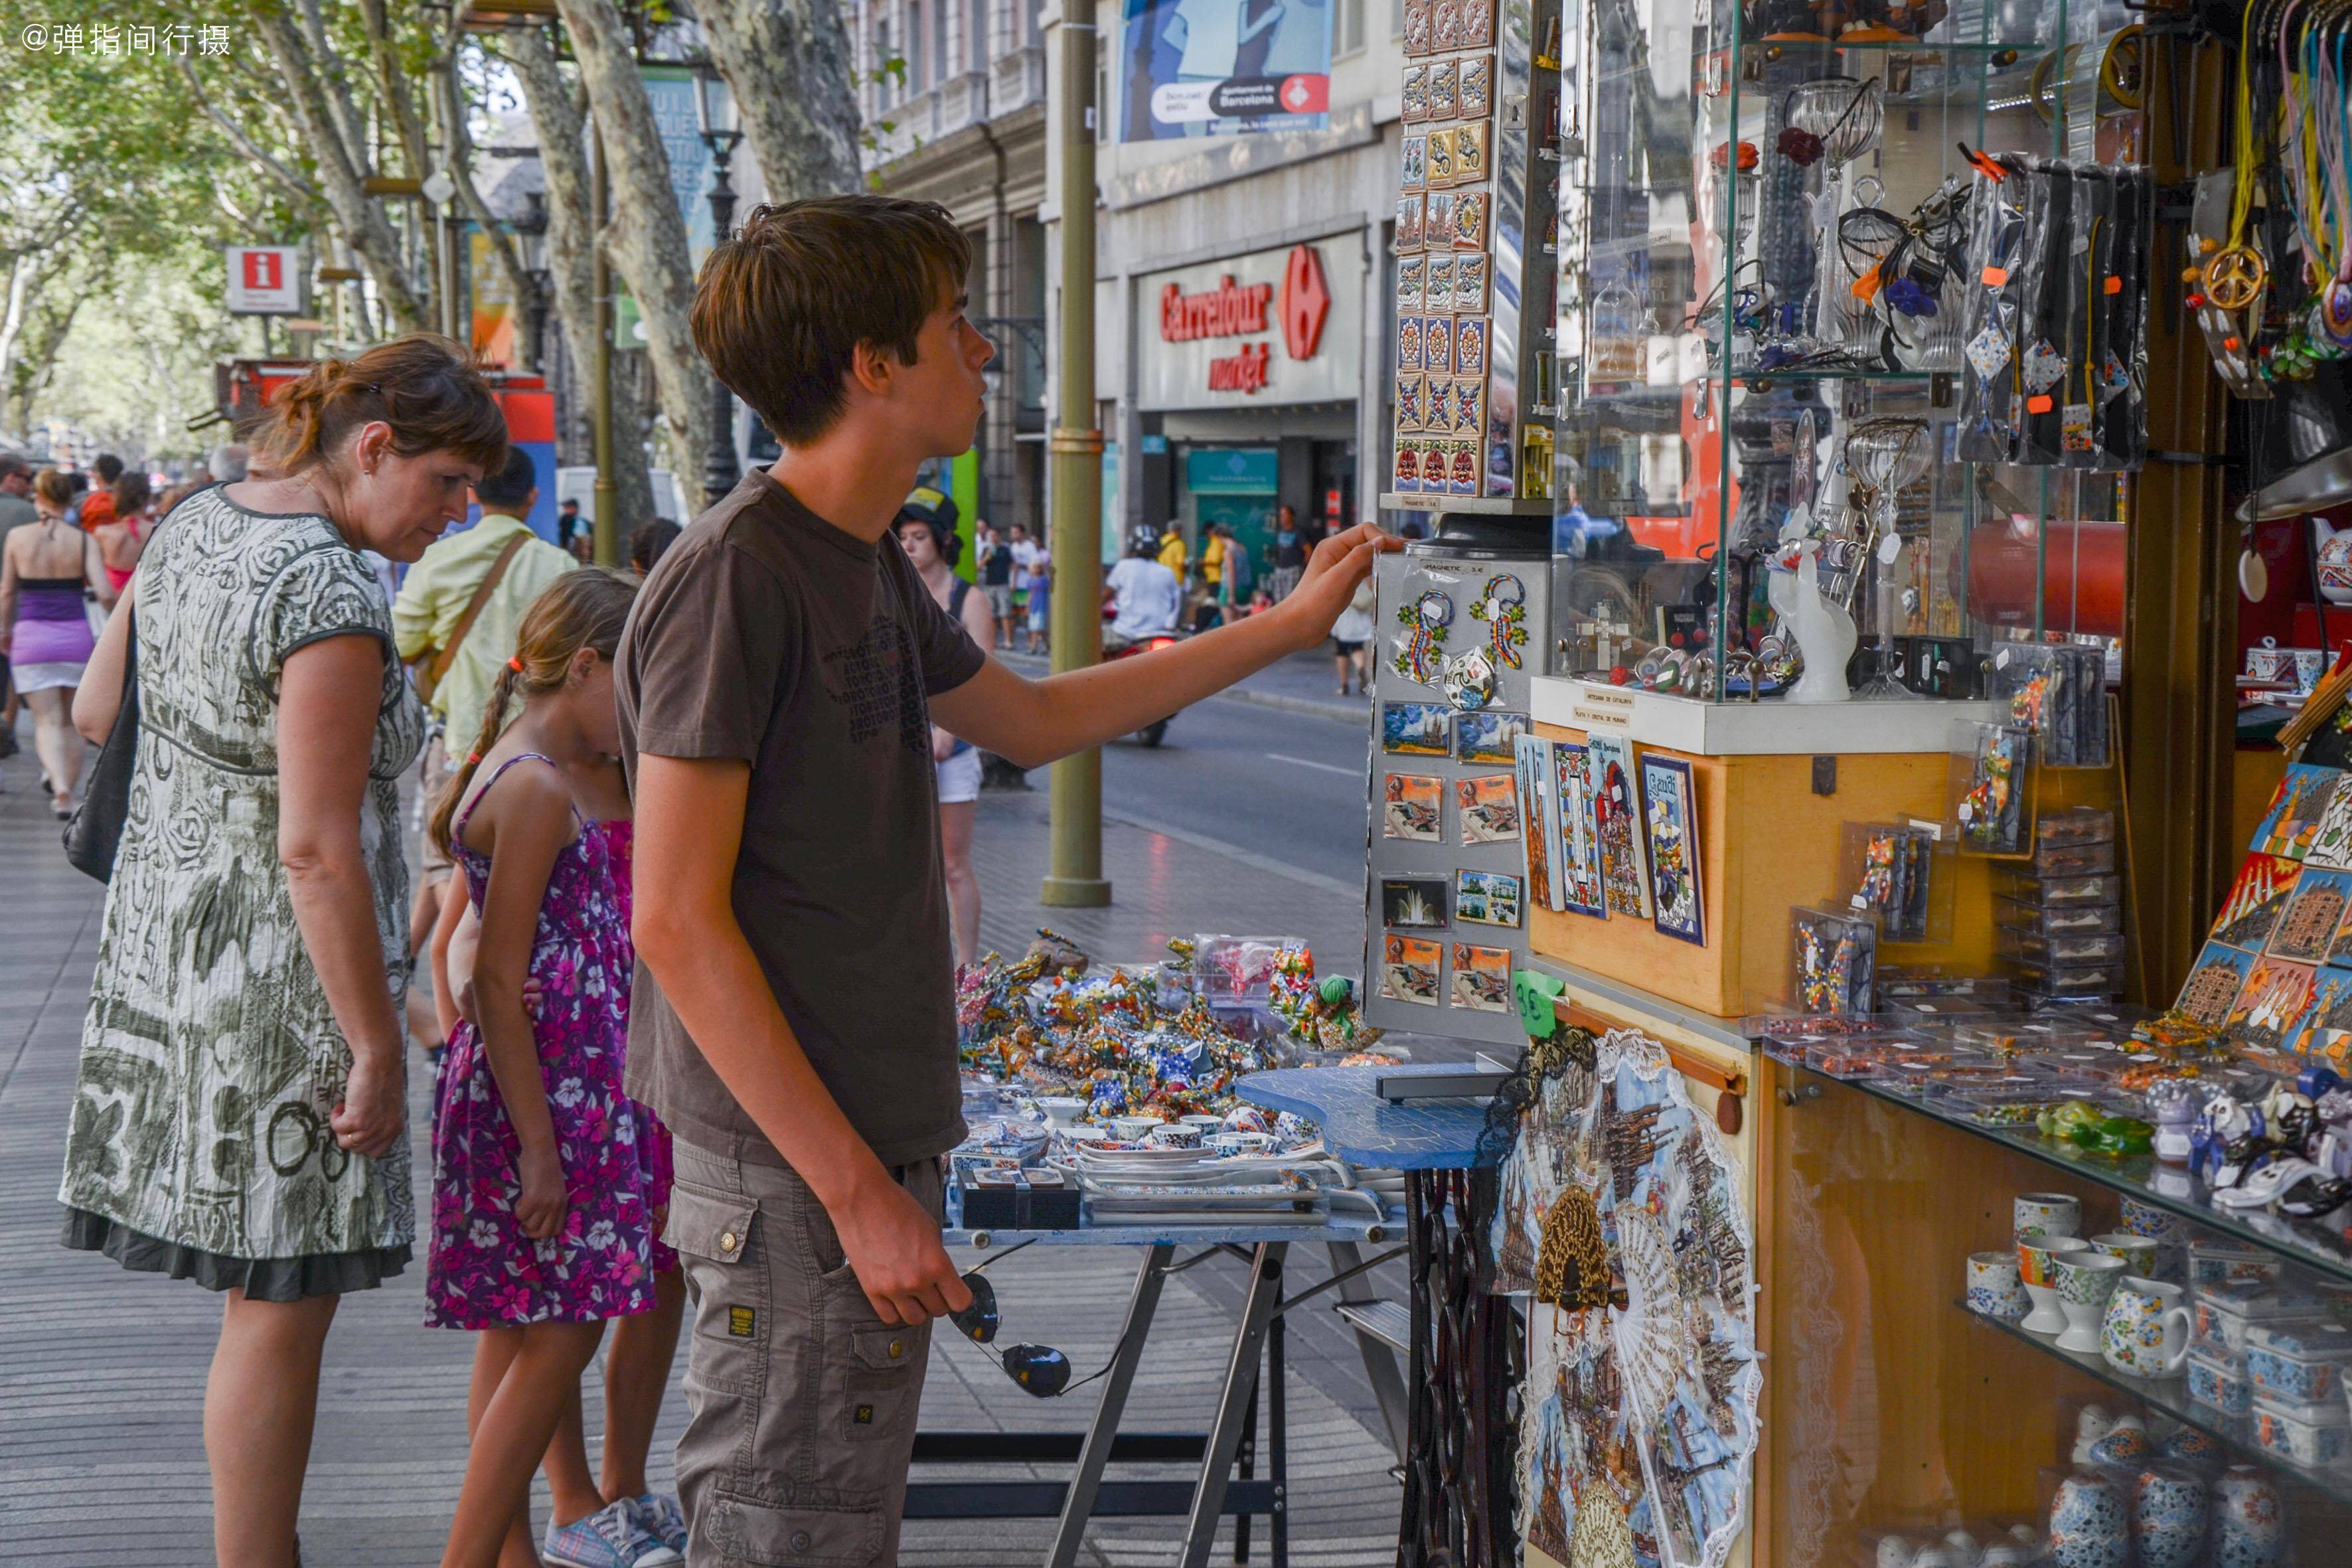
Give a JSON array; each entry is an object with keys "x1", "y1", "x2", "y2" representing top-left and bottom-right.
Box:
[{"x1": 690, "y1": 195, "x2": 972, "y2": 449}]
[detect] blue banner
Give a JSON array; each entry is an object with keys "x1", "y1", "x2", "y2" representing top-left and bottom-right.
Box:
[
  {"x1": 640, "y1": 65, "x2": 716, "y2": 260},
  {"x1": 1119, "y1": 0, "x2": 1334, "y2": 142}
]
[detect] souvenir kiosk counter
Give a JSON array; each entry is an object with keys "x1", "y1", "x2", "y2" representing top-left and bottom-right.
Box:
[{"x1": 1361, "y1": 0, "x2": 2352, "y2": 1565}]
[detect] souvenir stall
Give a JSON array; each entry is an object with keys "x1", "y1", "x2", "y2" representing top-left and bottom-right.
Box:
[{"x1": 1358, "y1": 0, "x2": 2352, "y2": 1565}]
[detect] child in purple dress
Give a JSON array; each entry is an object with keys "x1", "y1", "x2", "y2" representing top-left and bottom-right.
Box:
[{"x1": 425, "y1": 570, "x2": 678, "y2": 1568}]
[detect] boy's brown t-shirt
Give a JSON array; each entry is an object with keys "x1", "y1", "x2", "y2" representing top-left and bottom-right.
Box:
[{"x1": 615, "y1": 470, "x2": 986, "y2": 1167}]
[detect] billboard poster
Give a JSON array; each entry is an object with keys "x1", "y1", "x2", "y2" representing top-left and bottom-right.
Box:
[
  {"x1": 1119, "y1": 0, "x2": 1334, "y2": 142},
  {"x1": 638, "y1": 65, "x2": 716, "y2": 260}
]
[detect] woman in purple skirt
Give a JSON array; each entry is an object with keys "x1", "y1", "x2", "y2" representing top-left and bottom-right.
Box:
[{"x1": 0, "y1": 469, "x2": 113, "y2": 815}]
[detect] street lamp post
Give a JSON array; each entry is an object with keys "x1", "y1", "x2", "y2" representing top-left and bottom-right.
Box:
[{"x1": 695, "y1": 64, "x2": 744, "y2": 504}]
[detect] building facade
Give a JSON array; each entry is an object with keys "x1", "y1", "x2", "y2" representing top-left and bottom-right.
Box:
[
  {"x1": 856, "y1": 0, "x2": 1053, "y2": 540},
  {"x1": 1041, "y1": 0, "x2": 1408, "y2": 584}
]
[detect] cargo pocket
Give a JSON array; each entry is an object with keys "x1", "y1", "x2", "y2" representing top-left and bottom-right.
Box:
[
  {"x1": 839, "y1": 1323, "x2": 922, "y2": 1443},
  {"x1": 668, "y1": 1184, "x2": 764, "y2": 1393},
  {"x1": 666, "y1": 1182, "x2": 758, "y2": 1267},
  {"x1": 704, "y1": 1486, "x2": 884, "y2": 1567}
]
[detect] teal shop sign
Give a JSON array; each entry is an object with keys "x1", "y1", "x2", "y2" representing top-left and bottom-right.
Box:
[{"x1": 1186, "y1": 447, "x2": 1279, "y2": 495}]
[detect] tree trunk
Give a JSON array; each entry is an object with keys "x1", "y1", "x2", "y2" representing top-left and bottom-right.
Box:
[
  {"x1": 501, "y1": 25, "x2": 653, "y2": 522},
  {"x1": 551, "y1": 0, "x2": 714, "y2": 514},
  {"x1": 696, "y1": 0, "x2": 866, "y2": 203},
  {"x1": 252, "y1": 9, "x2": 428, "y2": 332}
]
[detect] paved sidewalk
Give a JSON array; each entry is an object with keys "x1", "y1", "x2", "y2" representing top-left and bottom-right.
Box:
[{"x1": 0, "y1": 738, "x2": 1415, "y2": 1564}]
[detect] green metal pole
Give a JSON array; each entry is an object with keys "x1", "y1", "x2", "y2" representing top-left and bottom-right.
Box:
[
  {"x1": 590, "y1": 130, "x2": 618, "y2": 569},
  {"x1": 1042, "y1": 10, "x2": 1109, "y2": 909}
]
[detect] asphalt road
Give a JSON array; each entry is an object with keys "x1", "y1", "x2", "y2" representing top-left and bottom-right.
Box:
[{"x1": 1083, "y1": 691, "x2": 1374, "y2": 893}]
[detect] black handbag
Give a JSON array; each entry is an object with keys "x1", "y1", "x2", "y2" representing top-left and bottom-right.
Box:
[{"x1": 62, "y1": 607, "x2": 137, "y2": 882}]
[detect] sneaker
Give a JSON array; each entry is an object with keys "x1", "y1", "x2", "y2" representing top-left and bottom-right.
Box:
[
  {"x1": 542, "y1": 1498, "x2": 683, "y2": 1568},
  {"x1": 627, "y1": 1493, "x2": 687, "y2": 1554}
]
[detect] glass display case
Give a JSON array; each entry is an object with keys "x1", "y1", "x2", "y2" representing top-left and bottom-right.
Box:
[
  {"x1": 1761, "y1": 1050, "x2": 2352, "y2": 1567},
  {"x1": 1549, "y1": 0, "x2": 2145, "y2": 704}
]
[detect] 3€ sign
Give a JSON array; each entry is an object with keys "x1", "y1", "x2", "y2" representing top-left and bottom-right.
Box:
[{"x1": 226, "y1": 246, "x2": 304, "y2": 316}]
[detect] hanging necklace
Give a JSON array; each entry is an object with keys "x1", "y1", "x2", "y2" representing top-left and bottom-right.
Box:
[{"x1": 2205, "y1": 0, "x2": 2276, "y2": 313}]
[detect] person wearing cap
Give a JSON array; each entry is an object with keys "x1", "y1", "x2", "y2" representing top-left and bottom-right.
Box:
[{"x1": 893, "y1": 487, "x2": 994, "y2": 966}]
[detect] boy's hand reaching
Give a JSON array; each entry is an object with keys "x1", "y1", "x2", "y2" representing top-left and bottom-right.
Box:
[{"x1": 1273, "y1": 523, "x2": 1399, "y2": 653}]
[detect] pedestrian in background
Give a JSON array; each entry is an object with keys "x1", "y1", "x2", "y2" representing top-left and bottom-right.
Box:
[
  {"x1": 1023, "y1": 535, "x2": 1052, "y2": 655},
  {"x1": 1217, "y1": 522, "x2": 1253, "y2": 626},
  {"x1": 1, "y1": 469, "x2": 112, "y2": 815},
  {"x1": 1271, "y1": 503, "x2": 1308, "y2": 600},
  {"x1": 1198, "y1": 522, "x2": 1225, "y2": 631},
  {"x1": 977, "y1": 518, "x2": 1014, "y2": 647},
  {"x1": 76, "y1": 454, "x2": 122, "y2": 534},
  {"x1": 629, "y1": 518, "x2": 681, "y2": 575},
  {"x1": 394, "y1": 446, "x2": 576, "y2": 1054},
  {"x1": 424, "y1": 570, "x2": 685, "y2": 1568},
  {"x1": 896, "y1": 489, "x2": 995, "y2": 967},
  {"x1": 1331, "y1": 573, "x2": 1375, "y2": 694},
  {"x1": 58, "y1": 335, "x2": 509, "y2": 1568},
  {"x1": 93, "y1": 469, "x2": 152, "y2": 596},
  {"x1": 1008, "y1": 520, "x2": 1039, "y2": 633},
  {"x1": 0, "y1": 453, "x2": 38, "y2": 764},
  {"x1": 1156, "y1": 518, "x2": 1187, "y2": 578}
]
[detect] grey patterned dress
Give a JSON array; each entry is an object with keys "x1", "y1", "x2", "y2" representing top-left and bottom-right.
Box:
[{"x1": 59, "y1": 487, "x2": 423, "y2": 1298}]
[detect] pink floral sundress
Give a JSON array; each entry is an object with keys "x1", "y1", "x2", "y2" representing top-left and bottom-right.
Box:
[{"x1": 425, "y1": 752, "x2": 675, "y2": 1329}]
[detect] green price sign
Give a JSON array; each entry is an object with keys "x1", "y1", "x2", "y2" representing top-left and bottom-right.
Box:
[{"x1": 1512, "y1": 969, "x2": 1565, "y2": 1039}]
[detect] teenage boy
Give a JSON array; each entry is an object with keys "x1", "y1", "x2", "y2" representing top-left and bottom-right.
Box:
[{"x1": 617, "y1": 195, "x2": 1390, "y2": 1565}]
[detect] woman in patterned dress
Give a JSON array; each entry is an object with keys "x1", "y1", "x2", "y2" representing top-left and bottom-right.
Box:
[{"x1": 59, "y1": 335, "x2": 509, "y2": 1568}]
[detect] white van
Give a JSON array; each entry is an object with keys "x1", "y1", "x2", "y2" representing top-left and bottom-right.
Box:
[{"x1": 555, "y1": 465, "x2": 684, "y2": 526}]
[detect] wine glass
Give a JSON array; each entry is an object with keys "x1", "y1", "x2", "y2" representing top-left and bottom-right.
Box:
[{"x1": 1845, "y1": 417, "x2": 1932, "y2": 698}]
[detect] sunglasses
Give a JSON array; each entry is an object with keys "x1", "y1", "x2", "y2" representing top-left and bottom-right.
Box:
[
  {"x1": 942, "y1": 1241, "x2": 1085, "y2": 1399},
  {"x1": 949, "y1": 1267, "x2": 1074, "y2": 1397}
]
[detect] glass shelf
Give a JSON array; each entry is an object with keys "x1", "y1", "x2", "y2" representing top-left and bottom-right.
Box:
[
  {"x1": 1962, "y1": 1300, "x2": 2352, "y2": 1506},
  {"x1": 1740, "y1": 37, "x2": 2046, "y2": 56},
  {"x1": 1799, "y1": 1065, "x2": 2352, "y2": 1288}
]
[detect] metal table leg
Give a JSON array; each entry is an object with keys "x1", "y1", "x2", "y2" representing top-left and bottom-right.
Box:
[
  {"x1": 1324, "y1": 1239, "x2": 1410, "y2": 1462},
  {"x1": 1177, "y1": 1243, "x2": 1289, "y2": 1568},
  {"x1": 1046, "y1": 1242, "x2": 1174, "y2": 1568}
]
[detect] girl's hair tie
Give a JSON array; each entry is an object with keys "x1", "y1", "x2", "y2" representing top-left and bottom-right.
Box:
[
  {"x1": 467, "y1": 752, "x2": 483, "y2": 765},
  {"x1": 508, "y1": 656, "x2": 524, "y2": 672}
]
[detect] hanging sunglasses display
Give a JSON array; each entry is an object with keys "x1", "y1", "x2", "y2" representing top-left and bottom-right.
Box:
[{"x1": 1955, "y1": 151, "x2": 2151, "y2": 471}]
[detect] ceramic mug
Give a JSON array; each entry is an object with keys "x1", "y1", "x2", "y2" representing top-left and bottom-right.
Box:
[
  {"x1": 2118, "y1": 1196, "x2": 2189, "y2": 1243},
  {"x1": 2102, "y1": 1276, "x2": 2193, "y2": 1377},
  {"x1": 2019, "y1": 1234, "x2": 2091, "y2": 1334},
  {"x1": 2055, "y1": 1253, "x2": 2128, "y2": 1353},
  {"x1": 2017, "y1": 1191, "x2": 2083, "y2": 1239},
  {"x1": 1966, "y1": 1250, "x2": 2029, "y2": 1321},
  {"x1": 2087, "y1": 1231, "x2": 2159, "y2": 1279},
  {"x1": 1146, "y1": 1123, "x2": 1203, "y2": 1150}
]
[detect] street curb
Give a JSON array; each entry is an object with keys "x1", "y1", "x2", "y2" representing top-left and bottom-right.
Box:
[{"x1": 994, "y1": 650, "x2": 1366, "y2": 727}]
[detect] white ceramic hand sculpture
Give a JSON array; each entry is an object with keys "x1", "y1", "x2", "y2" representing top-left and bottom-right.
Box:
[{"x1": 1768, "y1": 542, "x2": 1855, "y2": 705}]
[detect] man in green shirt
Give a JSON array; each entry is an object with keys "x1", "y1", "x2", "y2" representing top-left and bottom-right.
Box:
[{"x1": 390, "y1": 447, "x2": 574, "y2": 1036}]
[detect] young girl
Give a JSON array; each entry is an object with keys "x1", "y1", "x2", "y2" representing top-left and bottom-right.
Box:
[
  {"x1": 426, "y1": 569, "x2": 681, "y2": 1568},
  {"x1": 431, "y1": 838, "x2": 688, "y2": 1568}
]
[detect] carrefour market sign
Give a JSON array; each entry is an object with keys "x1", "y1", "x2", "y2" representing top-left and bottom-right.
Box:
[{"x1": 1137, "y1": 238, "x2": 1360, "y2": 412}]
